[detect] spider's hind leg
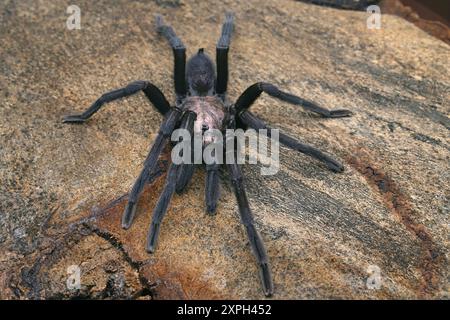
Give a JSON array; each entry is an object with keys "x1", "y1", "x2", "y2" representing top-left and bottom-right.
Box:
[
  {"x1": 238, "y1": 111, "x2": 345, "y2": 172},
  {"x1": 227, "y1": 158, "x2": 273, "y2": 297}
]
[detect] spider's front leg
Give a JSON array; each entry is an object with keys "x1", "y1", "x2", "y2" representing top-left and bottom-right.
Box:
[
  {"x1": 156, "y1": 15, "x2": 187, "y2": 101},
  {"x1": 216, "y1": 12, "x2": 234, "y2": 97},
  {"x1": 235, "y1": 82, "x2": 352, "y2": 118},
  {"x1": 227, "y1": 156, "x2": 274, "y2": 297},
  {"x1": 63, "y1": 81, "x2": 171, "y2": 123}
]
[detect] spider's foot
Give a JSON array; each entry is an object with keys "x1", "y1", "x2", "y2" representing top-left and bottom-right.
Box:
[
  {"x1": 146, "y1": 244, "x2": 156, "y2": 254},
  {"x1": 225, "y1": 11, "x2": 234, "y2": 21},
  {"x1": 155, "y1": 14, "x2": 164, "y2": 29},
  {"x1": 327, "y1": 160, "x2": 344, "y2": 173},
  {"x1": 121, "y1": 201, "x2": 137, "y2": 229},
  {"x1": 260, "y1": 263, "x2": 274, "y2": 297},
  {"x1": 206, "y1": 204, "x2": 217, "y2": 216},
  {"x1": 328, "y1": 109, "x2": 353, "y2": 118},
  {"x1": 146, "y1": 224, "x2": 159, "y2": 253},
  {"x1": 62, "y1": 114, "x2": 87, "y2": 123}
]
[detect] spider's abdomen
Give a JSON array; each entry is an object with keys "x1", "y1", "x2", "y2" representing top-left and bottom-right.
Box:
[{"x1": 182, "y1": 96, "x2": 226, "y2": 144}]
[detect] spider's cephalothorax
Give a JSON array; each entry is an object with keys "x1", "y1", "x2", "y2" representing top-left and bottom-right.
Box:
[
  {"x1": 183, "y1": 94, "x2": 227, "y2": 144},
  {"x1": 186, "y1": 48, "x2": 216, "y2": 96},
  {"x1": 184, "y1": 49, "x2": 228, "y2": 144},
  {"x1": 63, "y1": 13, "x2": 352, "y2": 297}
]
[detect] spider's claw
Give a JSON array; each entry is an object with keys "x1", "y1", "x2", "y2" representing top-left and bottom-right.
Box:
[
  {"x1": 206, "y1": 204, "x2": 217, "y2": 215},
  {"x1": 62, "y1": 114, "x2": 86, "y2": 123},
  {"x1": 260, "y1": 263, "x2": 274, "y2": 297},
  {"x1": 121, "y1": 201, "x2": 137, "y2": 229},
  {"x1": 155, "y1": 14, "x2": 164, "y2": 30},
  {"x1": 328, "y1": 109, "x2": 353, "y2": 118},
  {"x1": 146, "y1": 223, "x2": 160, "y2": 253},
  {"x1": 327, "y1": 160, "x2": 345, "y2": 173},
  {"x1": 146, "y1": 243, "x2": 156, "y2": 254}
]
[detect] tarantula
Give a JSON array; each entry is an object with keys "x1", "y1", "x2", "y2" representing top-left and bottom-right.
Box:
[{"x1": 63, "y1": 13, "x2": 352, "y2": 297}]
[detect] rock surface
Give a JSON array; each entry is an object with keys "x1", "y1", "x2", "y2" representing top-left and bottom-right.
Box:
[
  {"x1": 380, "y1": 0, "x2": 450, "y2": 45},
  {"x1": 0, "y1": 0, "x2": 448, "y2": 299}
]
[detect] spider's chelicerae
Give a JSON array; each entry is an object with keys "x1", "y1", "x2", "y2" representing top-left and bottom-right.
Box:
[{"x1": 63, "y1": 13, "x2": 352, "y2": 297}]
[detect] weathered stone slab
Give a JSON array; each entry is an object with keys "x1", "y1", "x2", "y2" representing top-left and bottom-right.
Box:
[{"x1": 0, "y1": 0, "x2": 448, "y2": 299}]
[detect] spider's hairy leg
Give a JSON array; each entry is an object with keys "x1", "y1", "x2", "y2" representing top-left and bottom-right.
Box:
[
  {"x1": 156, "y1": 14, "x2": 187, "y2": 100},
  {"x1": 217, "y1": 12, "x2": 234, "y2": 48},
  {"x1": 146, "y1": 162, "x2": 179, "y2": 253},
  {"x1": 227, "y1": 159, "x2": 274, "y2": 297},
  {"x1": 216, "y1": 12, "x2": 234, "y2": 96},
  {"x1": 146, "y1": 111, "x2": 197, "y2": 253},
  {"x1": 235, "y1": 82, "x2": 352, "y2": 118},
  {"x1": 175, "y1": 160, "x2": 195, "y2": 193},
  {"x1": 205, "y1": 163, "x2": 220, "y2": 214},
  {"x1": 63, "y1": 81, "x2": 170, "y2": 123},
  {"x1": 239, "y1": 111, "x2": 344, "y2": 172},
  {"x1": 175, "y1": 113, "x2": 197, "y2": 194},
  {"x1": 121, "y1": 108, "x2": 181, "y2": 229}
]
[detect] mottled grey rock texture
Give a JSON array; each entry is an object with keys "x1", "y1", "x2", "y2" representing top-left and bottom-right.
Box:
[{"x1": 0, "y1": 0, "x2": 448, "y2": 299}]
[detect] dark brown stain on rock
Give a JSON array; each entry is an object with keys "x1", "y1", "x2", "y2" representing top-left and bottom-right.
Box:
[{"x1": 346, "y1": 149, "x2": 446, "y2": 298}]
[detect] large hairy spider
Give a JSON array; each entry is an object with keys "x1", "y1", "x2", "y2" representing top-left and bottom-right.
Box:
[{"x1": 63, "y1": 13, "x2": 352, "y2": 296}]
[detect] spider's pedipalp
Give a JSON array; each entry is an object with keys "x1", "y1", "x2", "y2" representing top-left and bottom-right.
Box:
[
  {"x1": 235, "y1": 82, "x2": 353, "y2": 118},
  {"x1": 238, "y1": 111, "x2": 344, "y2": 172}
]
